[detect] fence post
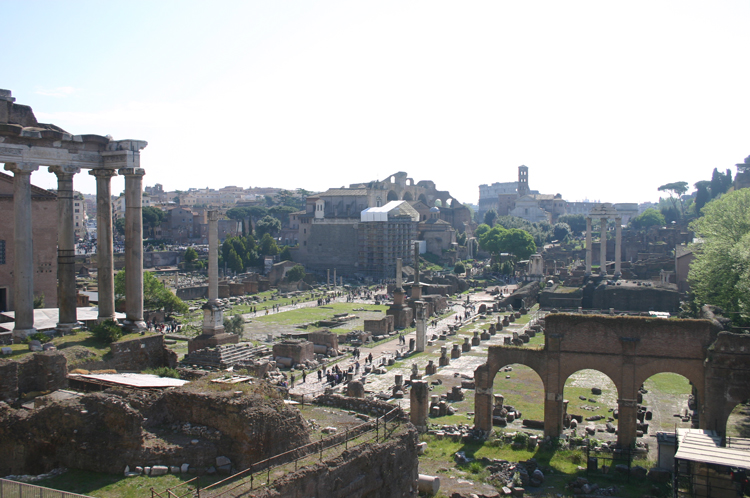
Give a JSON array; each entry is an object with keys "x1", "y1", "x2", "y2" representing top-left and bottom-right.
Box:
[
  {"x1": 345, "y1": 428, "x2": 348, "y2": 450},
  {"x1": 267, "y1": 467, "x2": 270, "y2": 485},
  {"x1": 376, "y1": 416, "x2": 379, "y2": 443}
]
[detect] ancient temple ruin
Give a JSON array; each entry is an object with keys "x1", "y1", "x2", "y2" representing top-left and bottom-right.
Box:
[{"x1": 0, "y1": 89, "x2": 148, "y2": 340}]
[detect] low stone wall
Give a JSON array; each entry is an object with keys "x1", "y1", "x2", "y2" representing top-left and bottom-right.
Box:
[
  {"x1": 364, "y1": 316, "x2": 394, "y2": 335},
  {"x1": 176, "y1": 285, "x2": 207, "y2": 301},
  {"x1": 273, "y1": 340, "x2": 315, "y2": 365},
  {"x1": 109, "y1": 335, "x2": 177, "y2": 371},
  {"x1": 315, "y1": 393, "x2": 404, "y2": 418},
  {"x1": 0, "y1": 352, "x2": 68, "y2": 402},
  {"x1": 253, "y1": 426, "x2": 419, "y2": 498},
  {"x1": 308, "y1": 331, "x2": 339, "y2": 354}
]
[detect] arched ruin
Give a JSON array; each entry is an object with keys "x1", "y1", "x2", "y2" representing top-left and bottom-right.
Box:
[{"x1": 474, "y1": 314, "x2": 750, "y2": 447}]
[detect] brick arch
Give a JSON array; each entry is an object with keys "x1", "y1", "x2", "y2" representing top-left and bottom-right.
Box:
[
  {"x1": 559, "y1": 360, "x2": 624, "y2": 397},
  {"x1": 387, "y1": 190, "x2": 398, "y2": 201},
  {"x1": 633, "y1": 358, "x2": 705, "y2": 398}
]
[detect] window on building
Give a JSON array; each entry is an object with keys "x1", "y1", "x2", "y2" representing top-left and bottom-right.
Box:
[{"x1": 0, "y1": 240, "x2": 5, "y2": 264}]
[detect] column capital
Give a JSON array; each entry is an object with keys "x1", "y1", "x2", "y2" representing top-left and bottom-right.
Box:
[
  {"x1": 208, "y1": 210, "x2": 220, "y2": 222},
  {"x1": 89, "y1": 168, "x2": 118, "y2": 179},
  {"x1": 49, "y1": 165, "x2": 81, "y2": 178},
  {"x1": 4, "y1": 162, "x2": 39, "y2": 175},
  {"x1": 118, "y1": 167, "x2": 145, "y2": 177},
  {"x1": 615, "y1": 217, "x2": 622, "y2": 224}
]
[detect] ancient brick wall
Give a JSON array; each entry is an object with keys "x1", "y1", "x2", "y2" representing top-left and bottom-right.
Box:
[
  {"x1": 109, "y1": 334, "x2": 176, "y2": 371},
  {"x1": 176, "y1": 285, "x2": 207, "y2": 301},
  {"x1": 591, "y1": 284, "x2": 680, "y2": 312},
  {"x1": 253, "y1": 427, "x2": 419, "y2": 498},
  {"x1": 0, "y1": 352, "x2": 68, "y2": 401}
]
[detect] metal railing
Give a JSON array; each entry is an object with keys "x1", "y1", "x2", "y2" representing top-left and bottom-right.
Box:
[
  {"x1": 152, "y1": 407, "x2": 403, "y2": 498},
  {"x1": 0, "y1": 479, "x2": 94, "y2": 498}
]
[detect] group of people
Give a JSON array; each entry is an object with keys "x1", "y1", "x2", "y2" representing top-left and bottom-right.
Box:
[{"x1": 148, "y1": 320, "x2": 180, "y2": 333}]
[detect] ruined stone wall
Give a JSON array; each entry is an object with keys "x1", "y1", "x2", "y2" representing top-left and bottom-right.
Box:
[
  {"x1": 272, "y1": 340, "x2": 315, "y2": 365},
  {"x1": 704, "y1": 332, "x2": 750, "y2": 434},
  {"x1": 252, "y1": 427, "x2": 419, "y2": 498},
  {"x1": 591, "y1": 284, "x2": 680, "y2": 312},
  {"x1": 143, "y1": 251, "x2": 180, "y2": 268},
  {"x1": 364, "y1": 316, "x2": 394, "y2": 334},
  {"x1": 0, "y1": 352, "x2": 67, "y2": 402},
  {"x1": 109, "y1": 334, "x2": 177, "y2": 371},
  {"x1": 307, "y1": 331, "x2": 338, "y2": 353},
  {"x1": 176, "y1": 285, "x2": 208, "y2": 301},
  {"x1": 315, "y1": 393, "x2": 403, "y2": 418},
  {"x1": 298, "y1": 223, "x2": 359, "y2": 274}
]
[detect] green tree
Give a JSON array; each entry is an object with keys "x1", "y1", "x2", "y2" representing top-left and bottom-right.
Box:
[
  {"x1": 454, "y1": 261, "x2": 466, "y2": 275},
  {"x1": 660, "y1": 206, "x2": 680, "y2": 224},
  {"x1": 268, "y1": 205, "x2": 297, "y2": 226},
  {"x1": 478, "y1": 226, "x2": 508, "y2": 256},
  {"x1": 502, "y1": 228, "x2": 537, "y2": 260},
  {"x1": 286, "y1": 264, "x2": 306, "y2": 282},
  {"x1": 558, "y1": 214, "x2": 586, "y2": 236},
  {"x1": 255, "y1": 215, "x2": 282, "y2": 238},
  {"x1": 456, "y1": 231, "x2": 467, "y2": 246},
  {"x1": 115, "y1": 271, "x2": 188, "y2": 315},
  {"x1": 483, "y1": 209, "x2": 498, "y2": 227},
  {"x1": 226, "y1": 207, "x2": 250, "y2": 236},
  {"x1": 226, "y1": 247, "x2": 244, "y2": 273},
  {"x1": 279, "y1": 246, "x2": 293, "y2": 261},
  {"x1": 658, "y1": 181, "x2": 689, "y2": 218},
  {"x1": 552, "y1": 222, "x2": 571, "y2": 242},
  {"x1": 142, "y1": 206, "x2": 165, "y2": 238},
  {"x1": 737, "y1": 155, "x2": 750, "y2": 174},
  {"x1": 115, "y1": 218, "x2": 126, "y2": 236},
  {"x1": 688, "y1": 188, "x2": 750, "y2": 327},
  {"x1": 630, "y1": 208, "x2": 666, "y2": 230},
  {"x1": 694, "y1": 181, "x2": 711, "y2": 216},
  {"x1": 474, "y1": 224, "x2": 491, "y2": 239},
  {"x1": 223, "y1": 314, "x2": 244, "y2": 334},
  {"x1": 259, "y1": 233, "x2": 279, "y2": 256}
]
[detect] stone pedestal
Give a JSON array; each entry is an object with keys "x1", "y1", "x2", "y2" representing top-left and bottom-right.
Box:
[
  {"x1": 5, "y1": 162, "x2": 39, "y2": 342},
  {"x1": 451, "y1": 344, "x2": 461, "y2": 359},
  {"x1": 473, "y1": 365, "x2": 493, "y2": 432},
  {"x1": 462, "y1": 337, "x2": 471, "y2": 352},
  {"x1": 410, "y1": 380, "x2": 430, "y2": 431},
  {"x1": 347, "y1": 380, "x2": 364, "y2": 398},
  {"x1": 415, "y1": 301, "x2": 426, "y2": 352},
  {"x1": 425, "y1": 360, "x2": 437, "y2": 375},
  {"x1": 472, "y1": 331, "x2": 481, "y2": 346}
]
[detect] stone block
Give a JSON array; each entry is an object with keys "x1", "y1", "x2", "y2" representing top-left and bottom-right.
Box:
[{"x1": 151, "y1": 466, "x2": 168, "y2": 476}]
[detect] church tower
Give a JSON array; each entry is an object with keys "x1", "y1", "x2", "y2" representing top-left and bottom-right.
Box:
[{"x1": 517, "y1": 165, "x2": 530, "y2": 197}]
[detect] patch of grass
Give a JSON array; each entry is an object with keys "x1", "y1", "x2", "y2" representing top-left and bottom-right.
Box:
[{"x1": 643, "y1": 373, "x2": 691, "y2": 396}]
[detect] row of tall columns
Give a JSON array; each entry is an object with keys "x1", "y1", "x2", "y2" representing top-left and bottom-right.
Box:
[
  {"x1": 584, "y1": 216, "x2": 622, "y2": 277},
  {"x1": 3, "y1": 161, "x2": 146, "y2": 341}
]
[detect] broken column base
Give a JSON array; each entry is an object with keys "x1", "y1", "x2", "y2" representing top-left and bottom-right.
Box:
[
  {"x1": 386, "y1": 305, "x2": 413, "y2": 330},
  {"x1": 188, "y1": 333, "x2": 240, "y2": 353}
]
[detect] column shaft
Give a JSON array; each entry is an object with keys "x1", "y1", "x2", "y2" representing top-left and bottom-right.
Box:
[
  {"x1": 615, "y1": 218, "x2": 622, "y2": 277},
  {"x1": 5, "y1": 163, "x2": 39, "y2": 342},
  {"x1": 585, "y1": 217, "x2": 592, "y2": 275},
  {"x1": 51, "y1": 166, "x2": 80, "y2": 332},
  {"x1": 90, "y1": 169, "x2": 117, "y2": 323},
  {"x1": 208, "y1": 211, "x2": 219, "y2": 302},
  {"x1": 600, "y1": 217, "x2": 608, "y2": 275},
  {"x1": 120, "y1": 168, "x2": 146, "y2": 332}
]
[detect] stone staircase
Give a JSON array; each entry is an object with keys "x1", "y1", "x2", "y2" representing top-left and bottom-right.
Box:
[{"x1": 181, "y1": 343, "x2": 270, "y2": 369}]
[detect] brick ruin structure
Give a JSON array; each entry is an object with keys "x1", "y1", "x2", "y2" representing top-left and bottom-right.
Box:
[{"x1": 474, "y1": 313, "x2": 750, "y2": 447}]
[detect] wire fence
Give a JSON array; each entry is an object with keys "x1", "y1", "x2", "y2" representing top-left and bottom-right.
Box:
[
  {"x1": 151, "y1": 407, "x2": 404, "y2": 498},
  {"x1": 0, "y1": 479, "x2": 93, "y2": 498}
]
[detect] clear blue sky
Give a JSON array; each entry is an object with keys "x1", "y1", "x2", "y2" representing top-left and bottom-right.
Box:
[{"x1": 3, "y1": 1, "x2": 749, "y2": 205}]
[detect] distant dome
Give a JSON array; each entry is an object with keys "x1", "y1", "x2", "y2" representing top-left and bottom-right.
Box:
[{"x1": 430, "y1": 206, "x2": 440, "y2": 212}]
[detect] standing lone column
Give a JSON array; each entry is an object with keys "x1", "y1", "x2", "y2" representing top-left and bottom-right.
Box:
[
  {"x1": 615, "y1": 217, "x2": 622, "y2": 277},
  {"x1": 207, "y1": 210, "x2": 219, "y2": 304},
  {"x1": 600, "y1": 217, "x2": 608, "y2": 276},
  {"x1": 90, "y1": 169, "x2": 118, "y2": 323},
  {"x1": 585, "y1": 217, "x2": 592, "y2": 276},
  {"x1": 4, "y1": 162, "x2": 39, "y2": 342},
  {"x1": 119, "y1": 167, "x2": 147, "y2": 332},
  {"x1": 50, "y1": 165, "x2": 81, "y2": 333}
]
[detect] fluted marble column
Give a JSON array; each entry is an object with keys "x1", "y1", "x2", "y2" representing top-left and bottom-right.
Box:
[
  {"x1": 4, "y1": 162, "x2": 38, "y2": 342},
  {"x1": 585, "y1": 217, "x2": 592, "y2": 276},
  {"x1": 90, "y1": 168, "x2": 117, "y2": 323},
  {"x1": 119, "y1": 167, "x2": 146, "y2": 332},
  {"x1": 615, "y1": 217, "x2": 622, "y2": 277},
  {"x1": 600, "y1": 217, "x2": 608, "y2": 275},
  {"x1": 50, "y1": 165, "x2": 80, "y2": 333}
]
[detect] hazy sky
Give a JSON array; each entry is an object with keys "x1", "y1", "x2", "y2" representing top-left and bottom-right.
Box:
[{"x1": 3, "y1": 1, "x2": 749, "y2": 205}]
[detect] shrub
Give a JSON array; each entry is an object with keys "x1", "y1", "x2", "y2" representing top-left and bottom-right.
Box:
[
  {"x1": 145, "y1": 367, "x2": 181, "y2": 379},
  {"x1": 513, "y1": 432, "x2": 529, "y2": 445},
  {"x1": 92, "y1": 319, "x2": 122, "y2": 343}
]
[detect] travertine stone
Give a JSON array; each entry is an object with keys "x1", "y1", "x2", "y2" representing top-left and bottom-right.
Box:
[
  {"x1": 50, "y1": 165, "x2": 80, "y2": 333},
  {"x1": 120, "y1": 167, "x2": 147, "y2": 332}
]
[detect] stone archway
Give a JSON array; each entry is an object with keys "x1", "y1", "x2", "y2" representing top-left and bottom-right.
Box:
[
  {"x1": 387, "y1": 190, "x2": 399, "y2": 202},
  {"x1": 474, "y1": 314, "x2": 734, "y2": 447},
  {"x1": 402, "y1": 192, "x2": 413, "y2": 201}
]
